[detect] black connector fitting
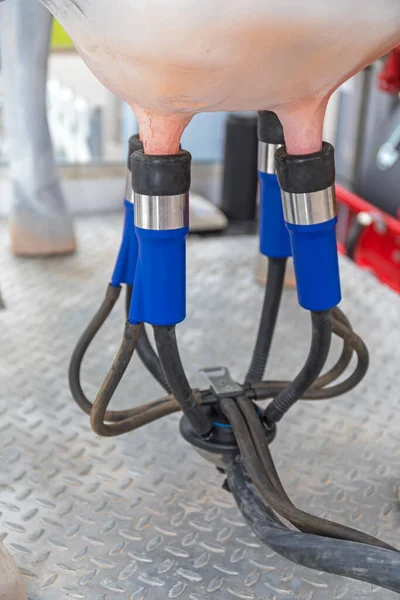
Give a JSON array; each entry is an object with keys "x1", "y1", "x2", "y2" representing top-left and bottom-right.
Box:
[
  {"x1": 258, "y1": 111, "x2": 285, "y2": 145},
  {"x1": 275, "y1": 142, "x2": 335, "y2": 194},
  {"x1": 180, "y1": 403, "x2": 276, "y2": 463},
  {"x1": 180, "y1": 405, "x2": 238, "y2": 458},
  {"x1": 131, "y1": 150, "x2": 192, "y2": 196},
  {"x1": 127, "y1": 134, "x2": 143, "y2": 170}
]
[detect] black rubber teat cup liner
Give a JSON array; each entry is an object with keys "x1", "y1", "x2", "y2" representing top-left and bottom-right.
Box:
[
  {"x1": 275, "y1": 142, "x2": 336, "y2": 194},
  {"x1": 127, "y1": 134, "x2": 143, "y2": 170},
  {"x1": 131, "y1": 150, "x2": 192, "y2": 196},
  {"x1": 258, "y1": 111, "x2": 285, "y2": 145}
]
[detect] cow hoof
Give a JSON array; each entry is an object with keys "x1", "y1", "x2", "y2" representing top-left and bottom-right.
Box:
[
  {"x1": 10, "y1": 222, "x2": 77, "y2": 257},
  {"x1": 9, "y1": 189, "x2": 76, "y2": 257},
  {"x1": 0, "y1": 542, "x2": 27, "y2": 600}
]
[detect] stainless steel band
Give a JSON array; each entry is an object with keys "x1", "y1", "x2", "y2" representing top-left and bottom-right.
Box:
[
  {"x1": 134, "y1": 193, "x2": 189, "y2": 230},
  {"x1": 282, "y1": 186, "x2": 336, "y2": 226},
  {"x1": 125, "y1": 171, "x2": 133, "y2": 203},
  {"x1": 258, "y1": 142, "x2": 281, "y2": 175}
]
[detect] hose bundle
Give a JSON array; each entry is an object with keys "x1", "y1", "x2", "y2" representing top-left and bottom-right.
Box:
[
  {"x1": 226, "y1": 459, "x2": 400, "y2": 594},
  {"x1": 67, "y1": 255, "x2": 398, "y2": 592}
]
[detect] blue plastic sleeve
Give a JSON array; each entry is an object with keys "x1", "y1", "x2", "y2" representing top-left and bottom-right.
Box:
[
  {"x1": 110, "y1": 199, "x2": 138, "y2": 287},
  {"x1": 129, "y1": 226, "x2": 188, "y2": 326},
  {"x1": 259, "y1": 172, "x2": 292, "y2": 258},
  {"x1": 286, "y1": 217, "x2": 342, "y2": 311}
]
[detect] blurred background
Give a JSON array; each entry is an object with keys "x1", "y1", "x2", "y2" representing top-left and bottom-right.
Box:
[
  {"x1": 0, "y1": 13, "x2": 399, "y2": 599},
  {"x1": 0, "y1": 17, "x2": 399, "y2": 290}
]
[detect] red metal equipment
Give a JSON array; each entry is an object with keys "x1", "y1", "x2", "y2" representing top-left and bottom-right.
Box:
[
  {"x1": 336, "y1": 184, "x2": 400, "y2": 294},
  {"x1": 335, "y1": 47, "x2": 400, "y2": 294},
  {"x1": 378, "y1": 46, "x2": 400, "y2": 94}
]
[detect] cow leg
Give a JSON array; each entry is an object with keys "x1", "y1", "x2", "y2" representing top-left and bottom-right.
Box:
[
  {"x1": 0, "y1": 541, "x2": 26, "y2": 599},
  {"x1": 0, "y1": 0, "x2": 76, "y2": 256}
]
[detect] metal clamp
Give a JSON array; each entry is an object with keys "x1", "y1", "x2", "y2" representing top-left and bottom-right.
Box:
[
  {"x1": 282, "y1": 186, "x2": 336, "y2": 226},
  {"x1": 258, "y1": 142, "x2": 281, "y2": 175},
  {"x1": 134, "y1": 193, "x2": 189, "y2": 230},
  {"x1": 199, "y1": 367, "x2": 243, "y2": 398},
  {"x1": 125, "y1": 171, "x2": 133, "y2": 203}
]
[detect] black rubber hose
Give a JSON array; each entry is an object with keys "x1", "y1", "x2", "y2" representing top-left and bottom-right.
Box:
[
  {"x1": 309, "y1": 318, "x2": 369, "y2": 399},
  {"x1": 226, "y1": 460, "x2": 400, "y2": 594},
  {"x1": 245, "y1": 257, "x2": 287, "y2": 384},
  {"x1": 250, "y1": 306, "x2": 353, "y2": 400},
  {"x1": 89, "y1": 321, "x2": 180, "y2": 436},
  {"x1": 294, "y1": 306, "x2": 353, "y2": 390},
  {"x1": 238, "y1": 397, "x2": 394, "y2": 548},
  {"x1": 264, "y1": 310, "x2": 333, "y2": 425},
  {"x1": 125, "y1": 285, "x2": 171, "y2": 393},
  {"x1": 69, "y1": 289, "x2": 177, "y2": 430},
  {"x1": 69, "y1": 284, "x2": 121, "y2": 416},
  {"x1": 153, "y1": 325, "x2": 212, "y2": 438},
  {"x1": 332, "y1": 305, "x2": 352, "y2": 330},
  {"x1": 221, "y1": 397, "x2": 393, "y2": 549},
  {"x1": 311, "y1": 339, "x2": 352, "y2": 390},
  {"x1": 313, "y1": 306, "x2": 353, "y2": 389},
  {"x1": 237, "y1": 396, "x2": 289, "y2": 502},
  {"x1": 252, "y1": 314, "x2": 367, "y2": 402},
  {"x1": 90, "y1": 320, "x2": 140, "y2": 435}
]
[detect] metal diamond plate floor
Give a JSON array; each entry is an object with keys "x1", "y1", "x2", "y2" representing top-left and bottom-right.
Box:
[{"x1": 0, "y1": 214, "x2": 400, "y2": 600}]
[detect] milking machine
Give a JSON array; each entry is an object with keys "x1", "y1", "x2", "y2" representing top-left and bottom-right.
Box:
[{"x1": 68, "y1": 112, "x2": 400, "y2": 593}]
